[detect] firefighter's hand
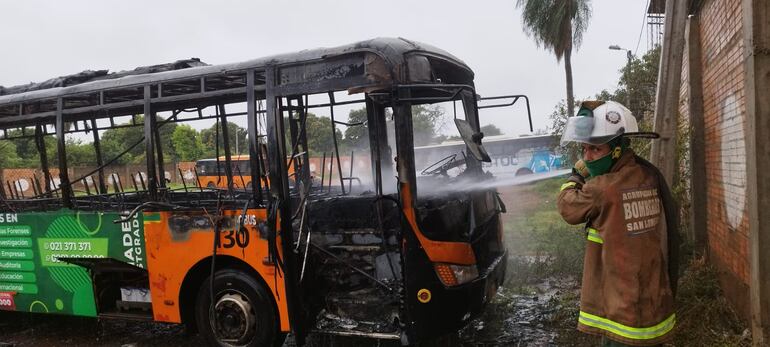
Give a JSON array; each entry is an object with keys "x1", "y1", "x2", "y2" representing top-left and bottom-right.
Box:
[
  {"x1": 568, "y1": 171, "x2": 585, "y2": 186},
  {"x1": 567, "y1": 160, "x2": 588, "y2": 185},
  {"x1": 573, "y1": 159, "x2": 589, "y2": 178}
]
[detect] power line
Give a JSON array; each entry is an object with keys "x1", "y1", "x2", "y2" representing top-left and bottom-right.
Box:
[{"x1": 635, "y1": 0, "x2": 651, "y2": 55}]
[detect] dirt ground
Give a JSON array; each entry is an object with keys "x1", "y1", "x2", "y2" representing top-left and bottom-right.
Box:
[
  {"x1": 0, "y1": 178, "x2": 752, "y2": 346},
  {"x1": 0, "y1": 181, "x2": 570, "y2": 347}
]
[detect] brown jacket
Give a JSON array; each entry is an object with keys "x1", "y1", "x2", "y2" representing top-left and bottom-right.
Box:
[{"x1": 557, "y1": 150, "x2": 678, "y2": 346}]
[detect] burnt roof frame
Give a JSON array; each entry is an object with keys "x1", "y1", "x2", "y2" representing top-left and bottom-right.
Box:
[
  {"x1": 0, "y1": 38, "x2": 472, "y2": 129},
  {"x1": 0, "y1": 38, "x2": 478, "y2": 212}
]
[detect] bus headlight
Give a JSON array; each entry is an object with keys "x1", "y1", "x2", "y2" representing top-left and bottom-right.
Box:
[{"x1": 434, "y1": 263, "x2": 479, "y2": 287}]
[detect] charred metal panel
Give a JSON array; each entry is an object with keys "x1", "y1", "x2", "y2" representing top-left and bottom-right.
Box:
[
  {"x1": 165, "y1": 214, "x2": 237, "y2": 242},
  {"x1": 416, "y1": 196, "x2": 472, "y2": 241},
  {"x1": 278, "y1": 55, "x2": 365, "y2": 86},
  {"x1": 0, "y1": 59, "x2": 206, "y2": 97},
  {"x1": 276, "y1": 53, "x2": 392, "y2": 96},
  {"x1": 302, "y1": 195, "x2": 403, "y2": 337},
  {"x1": 143, "y1": 86, "x2": 158, "y2": 201}
]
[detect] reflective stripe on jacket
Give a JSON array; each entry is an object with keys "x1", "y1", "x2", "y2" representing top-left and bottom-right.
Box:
[{"x1": 557, "y1": 150, "x2": 676, "y2": 346}]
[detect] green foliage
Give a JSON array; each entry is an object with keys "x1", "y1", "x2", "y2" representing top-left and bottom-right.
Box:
[
  {"x1": 516, "y1": 0, "x2": 592, "y2": 116},
  {"x1": 282, "y1": 112, "x2": 343, "y2": 157},
  {"x1": 341, "y1": 105, "x2": 444, "y2": 148},
  {"x1": 411, "y1": 104, "x2": 445, "y2": 146},
  {"x1": 0, "y1": 102, "x2": 451, "y2": 169},
  {"x1": 500, "y1": 177, "x2": 585, "y2": 289},
  {"x1": 1, "y1": 130, "x2": 58, "y2": 168},
  {"x1": 671, "y1": 257, "x2": 751, "y2": 346},
  {"x1": 515, "y1": 0, "x2": 592, "y2": 60},
  {"x1": 200, "y1": 121, "x2": 247, "y2": 157},
  {"x1": 0, "y1": 142, "x2": 20, "y2": 168},
  {"x1": 172, "y1": 124, "x2": 204, "y2": 161},
  {"x1": 547, "y1": 100, "x2": 581, "y2": 164},
  {"x1": 549, "y1": 46, "x2": 662, "y2": 166},
  {"x1": 99, "y1": 115, "x2": 177, "y2": 164},
  {"x1": 616, "y1": 46, "x2": 661, "y2": 120},
  {"x1": 65, "y1": 139, "x2": 96, "y2": 166},
  {"x1": 673, "y1": 112, "x2": 692, "y2": 237},
  {"x1": 480, "y1": 124, "x2": 503, "y2": 136},
  {"x1": 306, "y1": 113, "x2": 342, "y2": 156},
  {"x1": 343, "y1": 108, "x2": 369, "y2": 150},
  {"x1": 100, "y1": 120, "x2": 144, "y2": 165},
  {"x1": 628, "y1": 117, "x2": 653, "y2": 159},
  {"x1": 597, "y1": 46, "x2": 661, "y2": 121},
  {"x1": 594, "y1": 47, "x2": 662, "y2": 160}
]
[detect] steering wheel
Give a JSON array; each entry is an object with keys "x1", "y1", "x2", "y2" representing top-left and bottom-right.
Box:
[{"x1": 421, "y1": 154, "x2": 458, "y2": 176}]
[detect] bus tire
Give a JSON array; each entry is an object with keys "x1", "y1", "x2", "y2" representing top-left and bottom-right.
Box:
[
  {"x1": 515, "y1": 168, "x2": 533, "y2": 176},
  {"x1": 195, "y1": 269, "x2": 280, "y2": 347},
  {"x1": 207, "y1": 182, "x2": 216, "y2": 189}
]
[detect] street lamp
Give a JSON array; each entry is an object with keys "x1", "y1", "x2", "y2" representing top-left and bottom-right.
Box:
[{"x1": 609, "y1": 45, "x2": 634, "y2": 108}]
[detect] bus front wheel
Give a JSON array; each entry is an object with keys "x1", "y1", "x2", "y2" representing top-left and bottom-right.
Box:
[
  {"x1": 195, "y1": 269, "x2": 281, "y2": 347},
  {"x1": 515, "y1": 168, "x2": 533, "y2": 176}
]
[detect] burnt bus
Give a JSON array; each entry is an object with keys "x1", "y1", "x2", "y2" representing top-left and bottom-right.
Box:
[{"x1": 0, "y1": 38, "x2": 528, "y2": 346}]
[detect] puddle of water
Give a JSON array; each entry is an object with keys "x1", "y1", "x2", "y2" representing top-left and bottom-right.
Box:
[{"x1": 458, "y1": 277, "x2": 577, "y2": 347}]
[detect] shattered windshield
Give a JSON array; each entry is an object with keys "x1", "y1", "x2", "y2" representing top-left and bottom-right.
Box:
[{"x1": 413, "y1": 91, "x2": 491, "y2": 196}]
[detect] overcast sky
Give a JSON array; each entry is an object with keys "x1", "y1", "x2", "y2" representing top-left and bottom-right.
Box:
[{"x1": 0, "y1": 0, "x2": 653, "y2": 137}]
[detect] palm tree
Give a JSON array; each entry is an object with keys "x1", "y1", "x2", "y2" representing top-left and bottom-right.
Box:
[{"x1": 516, "y1": 0, "x2": 592, "y2": 118}]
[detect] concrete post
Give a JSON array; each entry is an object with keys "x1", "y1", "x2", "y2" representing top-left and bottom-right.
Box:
[
  {"x1": 650, "y1": 0, "x2": 689, "y2": 185},
  {"x1": 686, "y1": 14, "x2": 708, "y2": 254},
  {"x1": 743, "y1": 0, "x2": 770, "y2": 344}
]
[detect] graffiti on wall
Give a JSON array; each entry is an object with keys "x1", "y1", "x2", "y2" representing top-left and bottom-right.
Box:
[{"x1": 720, "y1": 94, "x2": 746, "y2": 230}]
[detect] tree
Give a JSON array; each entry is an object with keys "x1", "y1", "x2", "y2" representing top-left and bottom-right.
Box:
[
  {"x1": 172, "y1": 124, "x2": 204, "y2": 161},
  {"x1": 339, "y1": 104, "x2": 445, "y2": 149},
  {"x1": 411, "y1": 104, "x2": 445, "y2": 146},
  {"x1": 0, "y1": 142, "x2": 20, "y2": 168},
  {"x1": 100, "y1": 124, "x2": 143, "y2": 165},
  {"x1": 516, "y1": 0, "x2": 592, "y2": 118},
  {"x1": 343, "y1": 108, "x2": 369, "y2": 150},
  {"x1": 100, "y1": 115, "x2": 177, "y2": 164},
  {"x1": 279, "y1": 112, "x2": 344, "y2": 157},
  {"x1": 200, "y1": 121, "x2": 247, "y2": 158},
  {"x1": 480, "y1": 124, "x2": 503, "y2": 136},
  {"x1": 305, "y1": 113, "x2": 343, "y2": 156},
  {"x1": 2, "y1": 130, "x2": 57, "y2": 168},
  {"x1": 65, "y1": 139, "x2": 96, "y2": 167},
  {"x1": 592, "y1": 47, "x2": 660, "y2": 158},
  {"x1": 614, "y1": 46, "x2": 661, "y2": 121}
]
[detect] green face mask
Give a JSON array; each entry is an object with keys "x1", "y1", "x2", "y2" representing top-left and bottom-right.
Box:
[
  {"x1": 584, "y1": 139, "x2": 627, "y2": 177},
  {"x1": 585, "y1": 151, "x2": 614, "y2": 177}
]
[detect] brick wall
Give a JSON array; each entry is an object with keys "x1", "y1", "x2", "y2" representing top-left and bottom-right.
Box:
[
  {"x1": 0, "y1": 162, "x2": 197, "y2": 197},
  {"x1": 694, "y1": 0, "x2": 750, "y2": 318}
]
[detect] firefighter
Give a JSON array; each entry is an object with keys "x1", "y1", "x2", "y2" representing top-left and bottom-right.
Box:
[{"x1": 557, "y1": 101, "x2": 679, "y2": 346}]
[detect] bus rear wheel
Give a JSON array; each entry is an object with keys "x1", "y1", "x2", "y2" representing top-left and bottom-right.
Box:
[{"x1": 195, "y1": 269, "x2": 280, "y2": 347}]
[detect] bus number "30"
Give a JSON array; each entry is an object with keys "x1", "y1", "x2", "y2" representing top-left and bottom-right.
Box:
[{"x1": 218, "y1": 229, "x2": 250, "y2": 249}]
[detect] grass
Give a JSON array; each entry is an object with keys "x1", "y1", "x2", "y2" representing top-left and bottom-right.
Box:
[
  {"x1": 494, "y1": 176, "x2": 750, "y2": 346},
  {"x1": 498, "y1": 177, "x2": 585, "y2": 291},
  {"x1": 670, "y1": 256, "x2": 751, "y2": 346}
]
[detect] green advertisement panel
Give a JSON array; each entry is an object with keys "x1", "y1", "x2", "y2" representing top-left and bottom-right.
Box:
[{"x1": 0, "y1": 210, "x2": 145, "y2": 316}]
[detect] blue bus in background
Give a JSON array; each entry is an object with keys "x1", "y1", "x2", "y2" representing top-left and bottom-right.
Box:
[{"x1": 414, "y1": 134, "x2": 566, "y2": 177}]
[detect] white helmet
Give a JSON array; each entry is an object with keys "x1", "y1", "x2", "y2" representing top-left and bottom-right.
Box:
[{"x1": 560, "y1": 101, "x2": 640, "y2": 146}]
